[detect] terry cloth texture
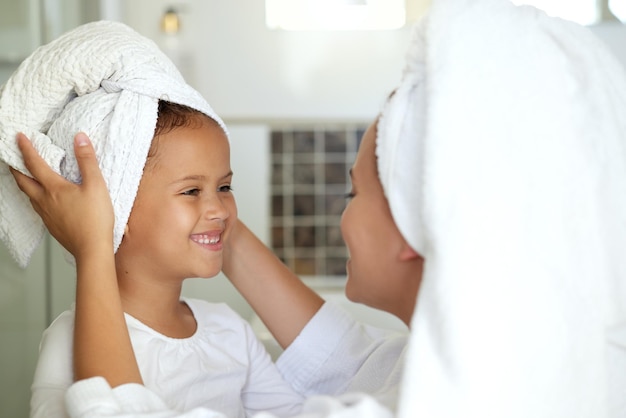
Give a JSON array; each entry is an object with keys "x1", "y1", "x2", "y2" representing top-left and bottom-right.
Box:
[
  {"x1": 0, "y1": 21, "x2": 227, "y2": 268},
  {"x1": 378, "y1": 1, "x2": 626, "y2": 417}
]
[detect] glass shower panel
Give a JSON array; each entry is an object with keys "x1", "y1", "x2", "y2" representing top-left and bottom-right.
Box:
[
  {"x1": 0, "y1": 1, "x2": 46, "y2": 417},
  {"x1": 0, "y1": 1, "x2": 96, "y2": 416},
  {"x1": 0, "y1": 0, "x2": 41, "y2": 63},
  {"x1": 0, "y1": 0, "x2": 42, "y2": 83},
  {"x1": 0, "y1": 245, "x2": 47, "y2": 418}
]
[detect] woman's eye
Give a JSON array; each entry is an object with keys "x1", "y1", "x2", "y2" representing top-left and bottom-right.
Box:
[
  {"x1": 344, "y1": 191, "x2": 355, "y2": 200},
  {"x1": 182, "y1": 188, "x2": 200, "y2": 196},
  {"x1": 219, "y1": 185, "x2": 233, "y2": 193}
]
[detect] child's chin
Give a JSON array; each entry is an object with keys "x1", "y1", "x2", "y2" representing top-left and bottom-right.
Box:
[{"x1": 196, "y1": 265, "x2": 223, "y2": 279}]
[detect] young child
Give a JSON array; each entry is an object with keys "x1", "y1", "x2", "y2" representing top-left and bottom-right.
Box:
[
  {"x1": 1, "y1": 21, "x2": 307, "y2": 418},
  {"x1": 32, "y1": 101, "x2": 310, "y2": 418}
]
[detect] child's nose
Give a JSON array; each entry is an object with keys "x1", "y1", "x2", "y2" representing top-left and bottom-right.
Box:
[{"x1": 203, "y1": 194, "x2": 230, "y2": 221}]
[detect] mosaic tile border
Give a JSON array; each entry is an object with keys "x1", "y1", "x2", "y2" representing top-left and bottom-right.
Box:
[{"x1": 270, "y1": 124, "x2": 366, "y2": 277}]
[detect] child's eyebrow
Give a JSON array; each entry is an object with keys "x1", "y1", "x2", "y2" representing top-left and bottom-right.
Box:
[{"x1": 171, "y1": 171, "x2": 233, "y2": 184}]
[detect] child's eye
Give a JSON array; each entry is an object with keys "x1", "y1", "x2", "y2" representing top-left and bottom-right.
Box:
[
  {"x1": 219, "y1": 185, "x2": 233, "y2": 193},
  {"x1": 344, "y1": 191, "x2": 355, "y2": 200},
  {"x1": 182, "y1": 188, "x2": 200, "y2": 196}
]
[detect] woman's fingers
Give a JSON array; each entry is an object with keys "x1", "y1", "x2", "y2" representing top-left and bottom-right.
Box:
[
  {"x1": 9, "y1": 131, "x2": 115, "y2": 258},
  {"x1": 15, "y1": 132, "x2": 63, "y2": 187},
  {"x1": 10, "y1": 132, "x2": 64, "y2": 207},
  {"x1": 11, "y1": 131, "x2": 105, "y2": 195},
  {"x1": 9, "y1": 166, "x2": 43, "y2": 200}
]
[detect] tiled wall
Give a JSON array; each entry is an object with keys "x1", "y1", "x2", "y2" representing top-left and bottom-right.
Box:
[{"x1": 270, "y1": 124, "x2": 366, "y2": 277}]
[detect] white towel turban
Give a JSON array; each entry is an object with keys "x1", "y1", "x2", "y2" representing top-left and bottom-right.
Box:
[
  {"x1": 0, "y1": 21, "x2": 227, "y2": 268},
  {"x1": 376, "y1": 0, "x2": 626, "y2": 416},
  {"x1": 376, "y1": 23, "x2": 427, "y2": 255}
]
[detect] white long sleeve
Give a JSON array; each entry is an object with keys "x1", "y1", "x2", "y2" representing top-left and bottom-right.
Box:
[
  {"x1": 276, "y1": 302, "x2": 408, "y2": 411},
  {"x1": 65, "y1": 377, "x2": 393, "y2": 418}
]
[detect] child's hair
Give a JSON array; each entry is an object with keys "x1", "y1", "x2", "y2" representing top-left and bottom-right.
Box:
[
  {"x1": 154, "y1": 100, "x2": 205, "y2": 137},
  {"x1": 147, "y1": 101, "x2": 208, "y2": 165}
]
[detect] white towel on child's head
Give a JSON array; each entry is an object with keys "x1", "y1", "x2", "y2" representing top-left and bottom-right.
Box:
[
  {"x1": 0, "y1": 21, "x2": 227, "y2": 268},
  {"x1": 375, "y1": 0, "x2": 626, "y2": 416}
]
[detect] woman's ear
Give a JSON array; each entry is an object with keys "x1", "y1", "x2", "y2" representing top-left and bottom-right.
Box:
[{"x1": 124, "y1": 224, "x2": 129, "y2": 236}]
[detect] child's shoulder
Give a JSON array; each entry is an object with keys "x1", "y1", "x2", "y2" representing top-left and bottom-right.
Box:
[
  {"x1": 39, "y1": 308, "x2": 75, "y2": 351},
  {"x1": 47, "y1": 307, "x2": 76, "y2": 330}
]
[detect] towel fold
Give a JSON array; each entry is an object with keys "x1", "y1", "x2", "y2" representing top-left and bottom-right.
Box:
[
  {"x1": 375, "y1": 0, "x2": 626, "y2": 416},
  {"x1": 0, "y1": 21, "x2": 227, "y2": 268}
]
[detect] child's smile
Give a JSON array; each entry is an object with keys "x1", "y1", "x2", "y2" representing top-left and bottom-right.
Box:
[{"x1": 190, "y1": 231, "x2": 223, "y2": 248}]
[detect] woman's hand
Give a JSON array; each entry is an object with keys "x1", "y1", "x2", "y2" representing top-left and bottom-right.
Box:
[
  {"x1": 12, "y1": 131, "x2": 142, "y2": 386},
  {"x1": 10, "y1": 132, "x2": 114, "y2": 260}
]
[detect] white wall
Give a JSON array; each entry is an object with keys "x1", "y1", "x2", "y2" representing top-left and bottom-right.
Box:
[
  {"x1": 122, "y1": 0, "x2": 414, "y2": 122},
  {"x1": 121, "y1": 2, "x2": 626, "y2": 120}
]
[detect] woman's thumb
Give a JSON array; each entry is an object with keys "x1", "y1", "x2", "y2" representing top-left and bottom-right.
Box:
[{"x1": 73, "y1": 132, "x2": 103, "y2": 185}]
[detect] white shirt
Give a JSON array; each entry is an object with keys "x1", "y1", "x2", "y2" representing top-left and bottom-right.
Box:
[
  {"x1": 60, "y1": 301, "x2": 408, "y2": 418},
  {"x1": 31, "y1": 298, "x2": 305, "y2": 418}
]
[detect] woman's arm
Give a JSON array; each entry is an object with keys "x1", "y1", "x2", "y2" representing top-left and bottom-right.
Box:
[
  {"x1": 73, "y1": 236, "x2": 140, "y2": 386},
  {"x1": 222, "y1": 220, "x2": 324, "y2": 348},
  {"x1": 11, "y1": 132, "x2": 141, "y2": 387}
]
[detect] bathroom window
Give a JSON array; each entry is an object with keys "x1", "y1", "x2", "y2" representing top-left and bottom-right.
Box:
[{"x1": 270, "y1": 124, "x2": 366, "y2": 278}]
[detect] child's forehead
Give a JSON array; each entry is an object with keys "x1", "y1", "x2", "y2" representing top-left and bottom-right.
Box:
[
  {"x1": 145, "y1": 119, "x2": 229, "y2": 171},
  {"x1": 150, "y1": 113, "x2": 226, "y2": 149}
]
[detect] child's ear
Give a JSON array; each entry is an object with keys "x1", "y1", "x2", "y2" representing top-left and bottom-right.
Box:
[
  {"x1": 398, "y1": 243, "x2": 421, "y2": 262},
  {"x1": 124, "y1": 224, "x2": 129, "y2": 236}
]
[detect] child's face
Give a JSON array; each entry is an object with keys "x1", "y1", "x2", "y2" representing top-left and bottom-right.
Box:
[
  {"x1": 340, "y1": 121, "x2": 415, "y2": 314},
  {"x1": 115, "y1": 115, "x2": 235, "y2": 282}
]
